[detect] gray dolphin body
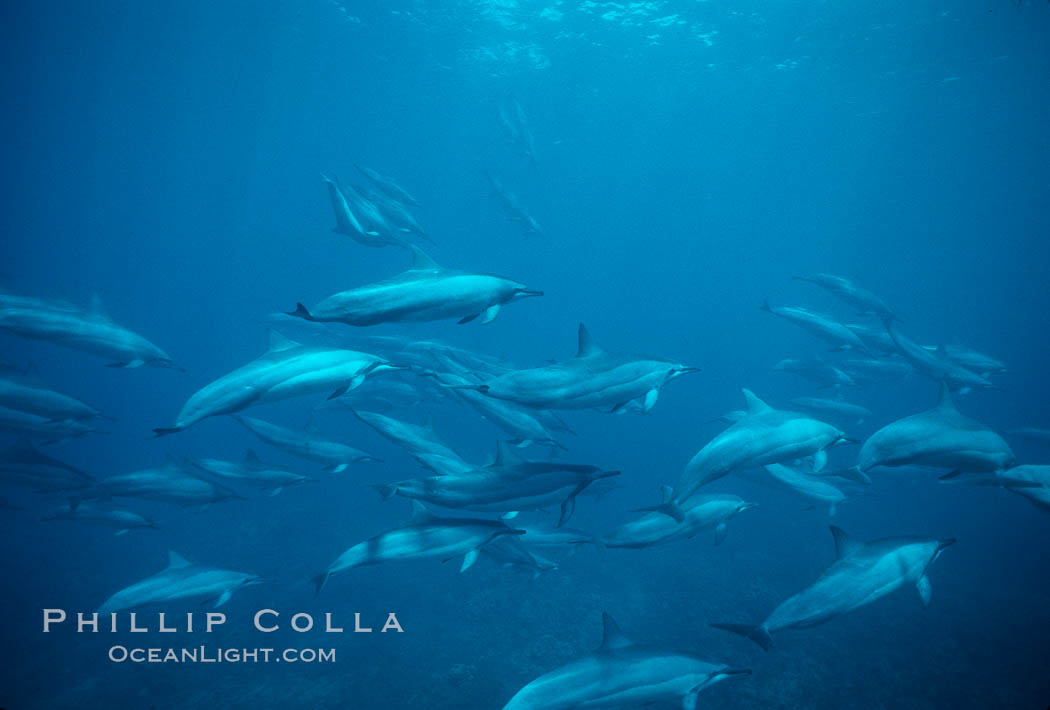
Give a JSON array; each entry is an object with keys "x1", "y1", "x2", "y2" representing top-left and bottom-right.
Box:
[
  {"x1": 502, "y1": 613, "x2": 749, "y2": 710},
  {"x1": 0, "y1": 438, "x2": 94, "y2": 492},
  {"x1": 760, "y1": 301, "x2": 873, "y2": 354},
  {"x1": 498, "y1": 97, "x2": 537, "y2": 163},
  {"x1": 371, "y1": 449, "x2": 618, "y2": 525},
  {"x1": 0, "y1": 374, "x2": 104, "y2": 421},
  {"x1": 43, "y1": 503, "x2": 157, "y2": 535},
  {"x1": 673, "y1": 390, "x2": 847, "y2": 502},
  {"x1": 353, "y1": 409, "x2": 461, "y2": 463},
  {"x1": 603, "y1": 491, "x2": 755, "y2": 548},
  {"x1": 845, "y1": 383, "x2": 1014, "y2": 480},
  {"x1": 0, "y1": 404, "x2": 98, "y2": 442},
  {"x1": 154, "y1": 331, "x2": 396, "y2": 436},
  {"x1": 355, "y1": 163, "x2": 421, "y2": 207},
  {"x1": 761, "y1": 463, "x2": 848, "y2": 516},
  {"x1": 322, "y1": 174, "x2": 405, "y2": 248},
  {"x1": 773, "y1": 359, "x2": 855, "y2": 388},
  {"x1": 85, "y1": 458, "x2": 242, "y2": 507},
  {"x1": 485, "y1": 171, "x2": 543, "y2": 235},
  {"x1": 794, "y1": 273, "x2": 897, "y2": 321},
  {"x1": 994, "y1": 465, "x2": 1050, "y2": 512},
  {"x1": 921, "y1": 343, "x2": 1006, "y2": 377},
  {"x1": 481, "y1": 535, "x2": 559, "y2": 578},
  {"x1": 790, "y1": 396, "x2": 871, "y2": 424},
  {"x1": 232, "y1": 415, "x2": 376, "y2": 472},
  {"x1": 190, "y1": 450, "x2": 317, "y2": 495},
  {"x1": 885, "y1": 322, "x2": 995, "y2": 393},
  {"x1": 713, "y1": 526, "x2": 954, "y2": 650},
  {"x1": 839, "y1": 357, "x2": 913, "y2": 383},
  {"x1": 289, "y1": 247, "x2": 540, "y2": 327},
  {"x1": 313, "y1": 502, "x2": 524, "y2": 595},
  {"x1": 844, "y1": 323, "x2": 898, "y2": 355},
  {"x1": 98, "y1": 551, "x2": 262, "y2": 613},
  {"x1": 0, "y1": 294, "x2": 174, "y2": 368},
  {"x1": 471, "y1": 324, "x2": 698, "y2": 413}
]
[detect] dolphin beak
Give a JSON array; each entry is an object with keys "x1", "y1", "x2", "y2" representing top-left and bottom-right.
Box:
[
  {"x1": 739, "y1": 502, "x2": 759, "y2": 512},
  {"x1": 518, "y1": 289, "x2": 544, "y2": 298},
  {"x1": 937, "y1": 538, "x2": 957, "y2": 552},
  {"x1": 677, "y1": 366, "x2": 702, "y2": 375}
]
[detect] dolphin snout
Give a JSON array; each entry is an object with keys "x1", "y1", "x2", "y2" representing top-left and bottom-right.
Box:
[
  {"x1": 518, "y1": 289, "x2": 544, "y2": 298},
  {"x1": 937, "y1": 538, "x2": 957, "y2": 552}
]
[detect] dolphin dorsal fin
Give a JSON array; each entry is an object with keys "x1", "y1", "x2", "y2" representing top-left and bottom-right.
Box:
[
  {"x1": 167, "y1": 551, "x2": 191, "y2": 569},
  {"x1": 244, "y1": 449, "x2": 261, "y2": 465},
  {"x1": 409, "y1": 245, "x2": 442, "y2": 271},
  {"x1": 577, "y1": 323, "x2": 603, "y2": 357},
  {"x1": 742, "y1": 389, "x2": 772, "y2": 414},
  {"x1": 599, "y1": 613, "x2": 632, "y2": 651},
  {"x1": 830, "y1": 526, "x2": 862, "y2": 559},
  {"x1": 935, "y1": 381, "x2": 956, "y2": 412},
  {"x1": 88, "y1": 293, "x2": 112, "y2": 321},
  {"x1": 409, "y1": 500, "x2": 435, "y2": 523},
  {"x1": 267, "y1": 329, "x2": 301, "y2": 353}
]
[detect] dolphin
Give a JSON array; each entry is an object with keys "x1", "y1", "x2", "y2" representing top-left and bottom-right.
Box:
[
  {"x1": 43, "y1": 503, "x2": 158, "y2": 535},
  {"x1": 98, "y1": 551, "x2": 262, "y2": 613},
  {"x1": 0, "y1": 372, "x2": 105, "y2": 421},
  {"x1": 884, "y1": 321, "x2": 996, "y2": 393},
  {"x1": 361, "y1": 185, "x2": 429, "y2": 239},
  {"x1": 760, "y1": 301, "x2": 874, "y2": 354},
  {"x1": 712, "y1": 526, "x2": 955, "y2": 650},
  {"x1": 497, "y1": 96, "x2": 537, "y2": 164},
  {"x1": 189, "y1": 450, "x2": 318, "y2": 496},
  {"x1": 838, "y1": 357, "x2": 913, "y2": 384},
  {"x1": 485, "y1": 171, "x2": 544, "y2": 235},
  {"x1": 793, "y1": 273, "x2": 898, "y2": 321},
  {"x1": 287, "y1": 246, "x2": 541, "y2": 327},
  {"x1": 481, "y1": 535, "x2": 558, "y2": 579},
  {"x1": 833, "y1": 383, "x2": 1014, "y2": 482},
  {"x1": 370, "y1": 447, "x2": 619, "y2": 525},
  {"x1": 0, "y1": 438, "x2": 94, "y2": 492},
  {"x1": 321, "y1": 173, "x2": 404, "y2": 248},
  {"x1": 515, "y1": 523, "x2": 600, "y2": 550},
  {"x1": 921, "y1": 343, "x2": 1006, "y2": 377},
  {"x1": 790, "y1": 396, "x2": 871, "y2": 425},
  {"x1": 672, "y1": 389, "x2": 848, "y2": 502},
  {"x1": 761, "y1": 463, "x2": 848, "y2": 516},
  {"x1": 843, "y1": 323, "x2": 898, "y2": 355},
  {"x1": 232, "y1": 415, "x2": 377, "y2": 472},
  {"x1": 603, "y1": 490, "x2": 755, "y2": 548},
  {"x1": 354, "y1": 163, "x2": 421, "y2": 207},
  {"x1": 154, "y1": 330, "x2": 397, "y2": 436},
  {"x1": 425, "y1": 366, "x2": 564, "y2": 449},
  {"x1": 312, "y1": 501, "x2": 524, "y2": 595},
  {"x1": 773, "y1": 359, "x2": 855, "y2": 388},
  {"x1": 467, "y1": 324, "x2": 699, "y2": 413},
  {"x1": 83, "y1": 457, "x2": 243, "y2": 507},
  {"x1": 502, "y1": 613, "x2": 750, "y2": 710},
  {"x1": 939, "y1": 465, "x2": 1050, "y2": 513},
  {"x1": 0, "y1": 293, "x2": 174, "y2": 368},
  {"x1": 0, "y1": 404, "x2": 99, "y2": 442},
  {"x1": 352, "y1": 409, "x2": 462, "y2": 463}
]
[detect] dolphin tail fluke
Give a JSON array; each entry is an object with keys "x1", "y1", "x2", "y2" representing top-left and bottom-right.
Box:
[
  {"x1": 759, "y1": 298, "x2": 772, "y2": 312},
  {"x1": 287, "y1": 303, "x2": 314, "y2": 321},
  {"x1": 710, "y1": 623, "x2": 773, "y2": 652},
  {"x1": 152, "y1": 426, "x2": 180, "y2": 437},
  {"x1": 312, "y1": 571, "x2": 330, "y2": 597}
]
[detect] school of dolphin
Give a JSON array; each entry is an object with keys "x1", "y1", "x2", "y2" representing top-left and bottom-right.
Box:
[{"x1": 2, "y1": 108, "x2": 1048, "y2": 707}]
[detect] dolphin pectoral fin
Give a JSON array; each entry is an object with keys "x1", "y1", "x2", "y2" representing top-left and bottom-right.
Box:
[
  {"x1": 115, "y1": 529, "x2": 128, "y2": 536},
  {"x1": 500, "y1": 511, "x2": 519, "y2": 520},
  {"x1": 610, "y1": 401, "x2": 629, "y2": 414},
  {"x1": 312, "y1": 571, "x2": 330, "y2": 597},
  {"x1": 480, "y1": 304, "x2": 501, "y2": 324},
  {"x1": 710, "y1": 622, "x2": 773, "y2": 651},
  {"x1": 816, "y1": 466, "x2": 871, "y2": 484},
  {"x1": 215, "y1": 590, "x2": 233, "y2": 608},
  {"x1": 327, "y1": 464, "x2": 349, "y2": 473},
  {"x1": 458, "y1": 313, "x2": 479, "y2": 324},
  {"x1": 558, "y1": 495, "x2": 577, "y2": 527},
  {"x1": 269, "y1": 487, "x2": 283, "y2": 497},
  {"x1": 460, "y1": 549, "x2": 480, "y2": 572},
  {"x1": 917, "y1": 575, "x2": 932, "y2": 607},
  {"x1": 714, "y1": 522, "x2": 728, "y2": 546},
  {"x1": 328, "y1": 385, "x2": 350, "y2": 400},
  {"x1": 682, "y1": 690, "x2": 699, "y2": 710},
  {"x1": 811, "y1": 449, "x2": 828, "y2": 473},
  {"x1": 642, "y1": 387, "x2": 660, "y2": 414}
]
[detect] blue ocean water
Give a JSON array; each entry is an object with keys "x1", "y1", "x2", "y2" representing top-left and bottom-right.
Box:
[{"x1": 1, "y1": 1, "x2": 1049, "y2": 707}]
